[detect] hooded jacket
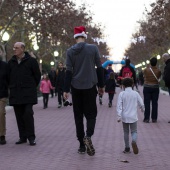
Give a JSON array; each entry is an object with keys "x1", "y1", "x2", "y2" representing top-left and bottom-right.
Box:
[{"x1": 64, "y1": 42, "x2": 104, "y2": 91}]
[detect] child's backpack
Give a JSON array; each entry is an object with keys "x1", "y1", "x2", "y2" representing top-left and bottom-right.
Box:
[{"x1": 122, "y1": 66, "x2": 133, "y2": 78}]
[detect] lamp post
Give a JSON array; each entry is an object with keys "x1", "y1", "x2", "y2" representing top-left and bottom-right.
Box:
[
  {"x1": 2, "y1": 32, "x2": 10, "y2": 62},
  {"x1": 54, "y1": 50, "x2": 59, "y2": 66}
]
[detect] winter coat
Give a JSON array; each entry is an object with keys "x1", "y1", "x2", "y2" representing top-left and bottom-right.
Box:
[
  {"x1": 8, "y1": 52, "x2": 41, "y2": 105},
  {"x1": 40, "y1": 79, "x2": 53, "y2": 93},
  {"x1": 0, "y1": 60, "x2": 8, "y2": 98},
  {"x1": 163, "y1": 59, "x2": 170, "y2": 88},
  {"x1": 56, "y1": 69, "x2": 66, "y2": 89},
  {"x1": 48, "y1": 70, "x2": 57, "y2": 86},
  {"x1": 105, "y1": 79, "x2": 116, "y2": 93}
]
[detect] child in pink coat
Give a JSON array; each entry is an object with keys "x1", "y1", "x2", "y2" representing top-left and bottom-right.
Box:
[{"x1": 40, "y1": 74, "x2": 54, "y2": 109}]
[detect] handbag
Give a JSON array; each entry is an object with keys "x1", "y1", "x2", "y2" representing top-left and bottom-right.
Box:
[{"x1": 150, "y1": 67, "x2": 160, "y2": 83}]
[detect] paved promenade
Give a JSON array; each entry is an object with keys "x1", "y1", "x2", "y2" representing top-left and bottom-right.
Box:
[{"x1": 1, "y1": 86, "x2": 170, "y2": 170}]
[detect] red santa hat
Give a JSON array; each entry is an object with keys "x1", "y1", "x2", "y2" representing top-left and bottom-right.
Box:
[{"x1": 74, "y1": 26, "x2": 87, "y2": 39}]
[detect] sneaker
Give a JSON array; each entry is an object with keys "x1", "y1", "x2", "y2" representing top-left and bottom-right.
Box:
[
  {"x1": 123, "y1": 147, "x2": 130, "y2": 153},
  {"x1": 0, "y1": 136, "x2": 6, "y2": 145},
  {"x1": 58, "y1": 104, "x2": 62, "y2": 108},
  {"x1": 108, "y1": 103, "x2": 112, "y2": 107},
  {"x1": 132, "y1": 141, "x2": 138, "y2": 154},
  {"x1": 78, "y1": 146, "x2": 86, "y2": 154},
  {"x1": 83, "y1": 136, "x2": 95, "y2": 156}
]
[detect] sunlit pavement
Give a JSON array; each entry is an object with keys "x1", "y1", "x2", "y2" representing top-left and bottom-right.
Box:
[{"x1": 1, "y1": 86, "x2": 170, "y2": 170}]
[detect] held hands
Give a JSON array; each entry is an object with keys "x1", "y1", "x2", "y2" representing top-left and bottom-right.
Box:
[
  {"x1": 98, "y1": 87, "x2": 104, "y2": 96},
  {"x1": 117, "y1": 118, "x2": 121, "y2": 122},
  {"x1": 63, "y1": 92, "x2": 69, "y2": 100}
]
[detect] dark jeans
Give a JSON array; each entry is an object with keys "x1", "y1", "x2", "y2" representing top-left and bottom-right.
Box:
[
  {"x1": 13, "y1": 104, "x2": 35, "y2": 141},
  {"x1": 57, "y1": 87, "x2": 65, "y2": 105},
  {"x1": 143, "y1": 87, "x2": 159, "y2": 121},
  {"x1": 108, "y1": 93, "x2": 114, "y2": 104},
  {"x1": 50, "y1": 89, "x2": 54, "y2": 97},
  {"x1": 71, "y1": 85, "x2": 98, "y2": 144},
  {"x1": 43, "y1": 93, "x2": 49, "y2": 107}
]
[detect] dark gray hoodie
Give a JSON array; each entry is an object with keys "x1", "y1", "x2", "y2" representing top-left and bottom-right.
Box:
[{"x1": 66, "y1": 42, "x2": 102, "y2": 89}]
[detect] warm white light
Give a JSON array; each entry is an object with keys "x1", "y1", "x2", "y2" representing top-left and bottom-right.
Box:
[
  {"x1": 33, "y1": 44, "x2": 39, "y2": 50},
  {"x1": 142, "y1": 62, "x2": 145, "y2": 65},
  {"x1": 40, "y1": 59, "x2": 42, "y2": 64},
  {"x1": 168, "y1": 49, "x2": 170, "y2": 54},
  {"x1": 157, "y1": 55, "x2": 160, "y2": 60},
  {"x1": 50, "y1": 61, "x2": 54, "y2": 66},
  {"x1": 2, "y1": 32, "x2": 10, "y2": 41},
  {"x1": 146, "y1": 60, "x2": 150, "y2": 64},
  {"x1": 54, "y1": 51, "x2": 59, "y2": 57}
]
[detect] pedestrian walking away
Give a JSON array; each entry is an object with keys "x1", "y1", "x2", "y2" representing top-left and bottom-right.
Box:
[
  {"x1": 0, "y1": 59, "x2": 8, "y2": 145},
  {"x1": 117, "y1": 78, "x2": 145, "y2": 154},
  {"x1": 40, "y1": 73, "x2": 54, "y2": 109},
  {"x1": 143, "y1": 57, "x2": 161, "y2": 123},
  {"x1": 105, "y1": 72, "x2": 116, "y2": 107},
  {"x1": 8, "y1": 42, "x2": 41, "y2": 146},
  {"x1": 63, "y1": 26, "x2": 104, "y2": 156}
]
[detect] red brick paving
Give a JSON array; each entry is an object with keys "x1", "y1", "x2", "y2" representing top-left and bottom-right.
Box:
[{"x1": 1, "y1": 86, "x2": 170, "y2": 170}]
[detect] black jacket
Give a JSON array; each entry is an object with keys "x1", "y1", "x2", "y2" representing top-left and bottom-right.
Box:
[
  {"x1": 163, "y1": 59, "x2": 170, "y2": 87},
  {"x1": 56, "y1": 69, "x2": 66, "y2": 89},
  {"x1": 0, "y1": 60, "x2": 8, "y2": 98},
  {"x1": 8, "y1": 52, "x2": 41, "y2": 105},
  {"x1": 48, "y1": 70, "x2": 57, "y2": 86},
  {"x1": 105, "y1": 79, "x2": 116, "y2": 93}
]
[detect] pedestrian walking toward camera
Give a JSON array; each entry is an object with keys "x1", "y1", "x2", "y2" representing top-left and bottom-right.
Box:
[
  {"x1": 143, "y1": 57, "x2": 161, "y2": 123},
  {"x1": 117, "y1": 78, "x2": 144, "y2": 154},
  {"x1": 161, "y1": 53, "x2": 170, "y2": 123},
  {"x1": 105, "y1": 72, "x2": 116, "y2": 107},
  {"x1": 0, "y1": 59, "x2": 8, "y2": 145},
  {"x1": 63, "y1": 26, "x2": 104, "y2": 156},
  {"x1": 40, "y1": 74, "x2": 54, "y2": 109},
  {"x1": 48, "y1": 67, "x2": 57, "y2": 98},
  {"x1": 8, "y1": 42, "x2": 41, "y2": 146},
  {"x1": 56, "y1": 62, "x2": 66, "y2": 108}
]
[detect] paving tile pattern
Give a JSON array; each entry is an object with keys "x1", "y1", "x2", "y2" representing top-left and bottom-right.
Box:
[{"x1": 1, "y1": 86, "x2": 170, "y2": 170}]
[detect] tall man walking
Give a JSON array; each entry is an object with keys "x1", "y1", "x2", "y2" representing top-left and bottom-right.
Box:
[
  {"x1": 64, "y1": 26, "x2": 104, "y2": 156},
  {"x1": 8, "y1": 42, "x2": 41, "y2": 145}
]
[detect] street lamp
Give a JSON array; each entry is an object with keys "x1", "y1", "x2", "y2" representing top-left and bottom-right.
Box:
[
  {"x1": 2, "y1": 32, "x2": 10, "y2": 61},
  {"x1": 50, "y1": 61, "x2": 55, "y2": 66},
  {"x1": 54, "y1": 50, "x2": 59, "y2": 57},
  {"x1": 142, "y1": 62, "x2": 145, "y2": 66},
  {"x1": 146, "y1": 60, "x2": 150, "y2": 64},
  {"x1": 157, "y1": 55, "x2": 160, "y2": 60},
  {"x1": 33, "y1": 43, "x2": 39, "y2": 51},
  {"x1": 168, "y1": 49, "x2": 170, "y2": 54}
]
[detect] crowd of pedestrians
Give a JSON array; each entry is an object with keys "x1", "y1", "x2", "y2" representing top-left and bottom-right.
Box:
[{"x1": 0, "y1": 26, "x2": 170, "y2": 160}]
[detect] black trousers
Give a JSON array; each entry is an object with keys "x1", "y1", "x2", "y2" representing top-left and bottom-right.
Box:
[
  {"x1": 71, "y1": 85, "x2": 98, "y2": 144},
  {"x1": 58, "y1": 87, "x2": 65, "y2": 105},
  {"x1": 43, "y1": 93, "x2": 49, "y2": 107},
  {"x1": 143, "y1": 87, "x2": 159, "y2": 121},
  {"x1": 50, "y1": 89, "x2": 54, "y2": 97},
  {"x1": 13, "y1": 104, "x2": 35, "y2": 141},
  {"x1": 108, "y1": 93, "x2": 114, "y2": 103}
]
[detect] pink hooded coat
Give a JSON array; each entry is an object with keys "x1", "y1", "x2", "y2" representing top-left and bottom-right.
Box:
[{"x1": 40, "y1": 79, "x2": 53, "y2": 93}]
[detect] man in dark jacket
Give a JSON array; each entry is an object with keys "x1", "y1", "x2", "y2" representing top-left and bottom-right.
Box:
[
  {"x1": 0, "y1": 59, "x2": 8, "y2": 144},
  {"x1": 8, "y1": 42, "x2": 41, "y2": 145},
  {"x1": 63, "y1": 26, "x2": 104, "y2": 156},
  {"x1": 48, "y1": 66, "x2": 57, "y2": 98},
  {"x1": 56, "y1": 62, "x2": 65, "y2": 108},
  {"x1": 162, "y1": 53, "x2": 170, "y2": 123}
]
